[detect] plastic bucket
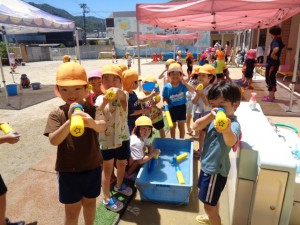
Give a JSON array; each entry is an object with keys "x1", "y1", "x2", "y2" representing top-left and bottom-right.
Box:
[
  {"x1": 31, "y1": 82, "x2": 41, "y2": 90},
  {"x1": 6, "y1": 84, "x2": 18, "y2": 96}
]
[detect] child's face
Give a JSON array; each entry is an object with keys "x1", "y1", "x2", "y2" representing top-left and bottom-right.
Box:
[
  {"x1": 197, "y1": 73, "x2": 210, "y2": 85},
  {"x1": 169, "y1": 71, "x2": 182, "y2": 83},
  {"x1": 101, "y1": 74, "x2": 121, "y2": 90},
  {"x1": 209, "y1": 96, "x2": 239, "y2": 117},
  {"x1": 139, "y1": 126, "x2": 152, "y2": 139},
  {"x1": 132, "y1": 80, "x2": 139, "y2": 90},
  {"x1": 89, "y1": 77, "x2": 102, "y2": 96},
  {"x1": 57, "y1": 85, "x2": 88, "y2": 105}
]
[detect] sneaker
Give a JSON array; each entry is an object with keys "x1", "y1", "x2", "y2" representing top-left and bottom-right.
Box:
[
  {"x1": 262, "y1": 96, "x2": 274, "y2": 102},
  {"x1": 195, "y1": 214, "x2": 209, "y2": 224},
  {"x1": 103, "y1": 197, "x2": 124, "y2": 212},
  {"x1": 6, "y1": 219, "x2": 25, "y2": 225},
  {"x1": 114, "y1": 183, "x2": 133, "y2": 196}
]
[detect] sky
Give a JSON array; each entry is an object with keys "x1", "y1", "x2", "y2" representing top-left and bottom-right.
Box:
[{"x1": 24, "y1": 0, "x2": 169, "y2": 19}]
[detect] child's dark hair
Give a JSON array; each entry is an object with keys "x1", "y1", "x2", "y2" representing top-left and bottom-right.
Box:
[
  {"x1": 208, "y1": 74, "x2": 215, "y2": 84},
  {"x1": 269, "y1": 26, "x2": 281, "y2": 36},
  {"x1": 134, "y1": 126, "x2": 153, "y2": 138},
  {"x1": 207, "y1": 81, "x2": 241, "y2": 103}
]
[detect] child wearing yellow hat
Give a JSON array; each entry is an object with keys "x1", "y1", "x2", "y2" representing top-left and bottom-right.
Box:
[
  {"x1": 62, "y1": 55, "x2": 71, "y2": 63},
  {"x1": 123, "y1": 69, "x2": 149, "y2": 134},
  {"x1": 214, "y1": 50, "x2": 226, "y2": 81},
  {"x1": 44, "y1": 62, "x2": 106, "y2": 224},
  {"x1": 126, "y1": 116, "x2": 161, "y2": 180},
  {"x1": 95, "y1": 64, "x2": 133, "y2": 212},
  {"x1": 159, "y1": 58, "x2": 175, "y2": 86},
  {"x1": 139, "y1": 76, "x2": 165, "y2": 138},
  {"x1": 162, "y1": 63, "x2": 195, "y2": 139},
  {"x1": 125, "y1": 52, "x2": 132, "y2": 69}
]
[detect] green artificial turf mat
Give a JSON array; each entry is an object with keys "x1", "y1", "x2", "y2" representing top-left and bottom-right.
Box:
[{"x1": 94, "y1": 179, "x2": 136, "y2": 225}]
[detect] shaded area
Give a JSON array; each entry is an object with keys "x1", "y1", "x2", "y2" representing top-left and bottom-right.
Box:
[{"x1": 0, "y1": 85, "x2": 56, "y2": 110}]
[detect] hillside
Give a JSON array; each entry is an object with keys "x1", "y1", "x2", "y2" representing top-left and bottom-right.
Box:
[{"x1": 28, "y1": 2, "x2": 105, "y2": 32}]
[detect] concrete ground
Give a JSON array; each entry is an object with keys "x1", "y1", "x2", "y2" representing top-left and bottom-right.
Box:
[{"x1": 1, "y1": 58, "x2": 300, "y2": 225}]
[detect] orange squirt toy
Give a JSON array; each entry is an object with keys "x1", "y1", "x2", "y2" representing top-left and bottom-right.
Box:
[
  {"x1": 70, "y1": 104, "x2": 85, "y2": 137},
  {"x1": 105, "y1": 89, "x2": 116, "y2": 100},
  {"x1": 215, "y1": 108, "x2": 228, "y2": 131}
]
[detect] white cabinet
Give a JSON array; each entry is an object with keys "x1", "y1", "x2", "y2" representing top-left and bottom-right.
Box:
[{"x1": 251, "y1": 170, "x2": 288, "y2": 225}]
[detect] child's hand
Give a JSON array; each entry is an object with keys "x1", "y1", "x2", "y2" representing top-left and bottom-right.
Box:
[
  {"x1": 68, "y1": 103, "x2": 80, "y2": 118},
  {"x1": 151, "y1": 148, "x2": 161, "y2": 157},
  {"x1": 142, "y1": 108, "x2": 150, "y2": 115}
]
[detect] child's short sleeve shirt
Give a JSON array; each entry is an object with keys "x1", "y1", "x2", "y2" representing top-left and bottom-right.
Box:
[
  {"x1": 130, "y1": 134, "x2": 150, "y2": 160},
  {"x1": 162, "y1": 83, "x2": 188, "y2": 107}
]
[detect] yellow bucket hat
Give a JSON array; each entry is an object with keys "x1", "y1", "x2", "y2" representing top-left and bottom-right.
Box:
[
  {"x1": 199, "y1": 64, "x2": 216, "y2": 76},
  {"x1": 122, "y1": 69, "x2": 139, "y2": 92},
  {"x1": 101, "y1": 64, "x2": 122, "y2": 79},
  {"x1": 165, "y1": 58, "x2": 176, "y2": 66},
  {"x1": 167, "y1": 62, "x2": 183, "y2": 74},
  {"x1": 56, "y1": 62, "x2": 87, "y2": 86},
  {"x1": 135, "y1": 116, "x2": 153, "y2": 127}
]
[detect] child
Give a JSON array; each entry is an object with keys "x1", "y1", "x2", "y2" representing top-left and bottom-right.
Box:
[
  {"x1": 125, "y1": 52, "x2": 132, "y2": 69},
  {"x1": 191, "y1": 64, "x2": 216, "y2": 158},
  {"x1": 214, "y1": 50, "x2": 226, "y2": 81},
  {"x1": 242, "y1": 49, "x2": 257, "y2": 89},
  {"x1": 235, "y1": 50, "x2": 242, "y2": 68},
  {"x1": 186, "y1": 66, "x2": 200, "y2": 136},
  {"x1": 192, "y1": 81, "x2": 241, "y2": 225},
  {"x1": 112, "y1": 48, "x2": 117, "y2": 63},
  {"x1": 44, "y1": 62, "x2": 106, "y2": 225},
  {"x1": 158, "y1": 58, "x2": 175, "y2": 86},
  {"x1": 162, "y1": 63, "x2": 195, "y2": 139},
  {"x1": 95, "y1": 64, "x2": 133, "y2": 212},
  {"x1": 139, "y1": 76, "x2": 165, "y2": 138},
  {"x1": 123, "y1": 69, "x2": 149, "y2": 134},
  {"x1": 0, "y1": 123, "x2": 25, "y2": 225},
  {"x1": 186, "y1": 52, "x2": 194, "y2": 80},
  {"x1": 126, "y1": 116, "x2": 161, "y2": 179},
  {"x1": 87, "y1": 69, "x2": 102, "y2": 105},
  {"x1": 63, "y1": 54, "x2": 71, "y2": 63},
  {"x1": 176, "y1": 50, "x2": 182, "y2": 66}
]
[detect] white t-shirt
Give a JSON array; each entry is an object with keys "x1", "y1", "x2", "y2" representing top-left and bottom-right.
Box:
[
  {"x1": 130, "y1": 134, "x2": 150, "y2": 160},
  {"x1": 193, "y1": 85, "x2": 211, "y2": 113}
]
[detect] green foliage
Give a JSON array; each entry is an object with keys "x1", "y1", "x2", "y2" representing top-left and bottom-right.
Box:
[
  {"x1": 27, "y1": 2, "x2": 106, "y2": 33},
  {"x1": 0, "y1": 42, "x2": 13, "y2": 58},
  {"x1": 59, "y1": 43, "x2": 66, "y2": 48}
]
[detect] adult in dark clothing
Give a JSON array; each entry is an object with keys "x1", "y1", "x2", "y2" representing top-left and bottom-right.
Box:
[{"x1": 262, "y1": 26, "x2": 285, "y2": 102}]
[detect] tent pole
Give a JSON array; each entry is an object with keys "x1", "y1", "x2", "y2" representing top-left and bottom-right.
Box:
[
  {"x1": 287, "y1": 22, "x2": 300, "y2": 112},
  {"x1": 136, "y1": 20, "x2": 141, "y2": 76},
  {"x1": 0, "y1": 56, "x2": 9, "y2": 105},
  {"x1": 173, "y1": 32, "x2": 176, "y2": 60},
  {"x1": 75, "y1": 28, "x2": 81, "y2": 64}
]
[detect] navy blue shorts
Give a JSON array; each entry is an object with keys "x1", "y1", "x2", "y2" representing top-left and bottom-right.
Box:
[
  {"x1": 197, "y1": 170, "x2": 227, "y2": 206},
  {"x1": 101, "y1": 140, "x2": 130, "y2": 161},
  {"x1": 0, "y1": 174, "x2": 7, "y2": 195},
  {"x1": 153, "y1": 119, "x2": 164, "y2": 130},
  {"x1": 169, "y1": 104, "x2": 186, "y2": 122},
  {"x1": 58, "y1": 166, "x2": 101, "y2": 204}
]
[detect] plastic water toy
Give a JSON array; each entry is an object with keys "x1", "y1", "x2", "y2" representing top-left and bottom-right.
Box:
[
  {"x1": 105, "y1": 89, "x2": 116, "y2": 100},
  {"x1": 164, "y1": 105, "x2": 173, "y2": 128},
  {"x1": 215, "y1": 108, "x2": 228, "y2": 130},
  {"x1": 0, "y1": 123, "x2": 14, "y2": 134},
  {"x1": 196, "y1": 83, "x2": 203, "y2": 90},
  {"x1": 148, "y1": 154, "x2": 159, "y2": 173},
  {"x1": 70, "y1": 104, "x2": 84, "y2": 137}
]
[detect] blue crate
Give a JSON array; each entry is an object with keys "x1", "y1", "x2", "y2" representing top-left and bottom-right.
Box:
[{"x1": 135, "y1": 138, "x2": 193, "y2": 204}]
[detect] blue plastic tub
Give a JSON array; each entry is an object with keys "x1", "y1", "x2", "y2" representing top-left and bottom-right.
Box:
[
  {"x1": 6, "y1": 84, "x2": 18, "y2": 96},
  {"x1": 135, "y1": 138, "x2": 193, "y2": 204}
]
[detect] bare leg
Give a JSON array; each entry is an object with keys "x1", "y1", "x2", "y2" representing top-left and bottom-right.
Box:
[
  {"x1": 204, "y1": 202, "x2": 221, "y2": 225},
  {"x1": 170, "y1": 122, "x2": 177, "y2": 139},
  {"x1": 0, "y1": 193, "x2": 6, "y2": 225},
  {"x1": 82, "y1": 197, "x2": 96, "y2": 225},
  {"x1": 178, "y1": 120, "x2": 186, "y2": 139},
  {"x1": 116, "y1": 159, "x2": 127, "y2": 188},
  {"x1": 102, "y1": 159, "x2": 114, "y2": 202},
  {"x1": 186, "y1": 113, "x2": 192, "y2": 135},
  {"x1": 64, "y1": 201, "x2": 81, "y2": 225},
  {"x1": 159, "y1": 128, "x2": 166, "y2": 138}
]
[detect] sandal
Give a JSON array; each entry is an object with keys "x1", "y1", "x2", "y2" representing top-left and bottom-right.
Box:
[
  {"x1": 196, "y1": 214, "x2": 210, "y2": 224},
  {"x1": 103, "y1": 197, "x2": 124, "y2": 212},
  {"x1": 114, "y1": 183, "x2": 133, "y2": 196}
]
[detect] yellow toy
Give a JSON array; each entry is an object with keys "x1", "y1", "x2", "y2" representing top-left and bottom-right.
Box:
[
  {"x1": 215, "y1": 108, "x2": 228, "y2": 131},
  {"x1": 0, "y1": 123, "x2": 14, "y2": 134},
  {"x1": 105, "y1": 89, "x2": 116, "y2": 100},
  {"x1": 196, "y1": 83, "x2": 203, "y2": 90},
  {"x1": 164, "y1": 105, "x2": 173, "y2": 128},
  {"x1": 70, "y1": 104, "x2": 84, "y2": 137}
]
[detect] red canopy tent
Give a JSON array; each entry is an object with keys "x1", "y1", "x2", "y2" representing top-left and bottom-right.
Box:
[
  {"x1": 135, "y1": 0, "x2": 300, "y2": 111},
  {"x1": 133, "y1": 32, "x2": 201, "y2": 41}
]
